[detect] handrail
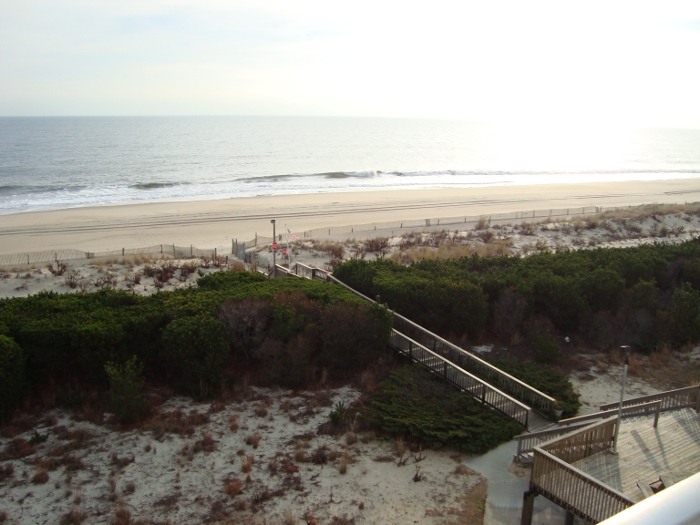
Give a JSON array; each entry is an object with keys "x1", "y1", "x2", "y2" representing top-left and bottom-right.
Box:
[
  {"x1": 559, "y1": 400, "x2": 662, "y2": 427},
  {"x1": 514, "y1": 423, "x2": 591, "y2": 462},
  {"x1": 323, "y1": 271, "x2": 556, "y2": 417},
  {"x1": 389, "y1": 330, "x2": 531, "y2": 428},
  {"x1": 529, "y1": 418, "x2": 635, "y2": 523},
  {"x1": 532, "y1": 447, "x2": 635, "y2": 523},
  {"x1": 599, "y1": 385, "x2": 700, "y2": 413}
]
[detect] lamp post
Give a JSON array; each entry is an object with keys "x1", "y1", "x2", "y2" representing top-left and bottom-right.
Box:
[
  {"x1": 612, "y1": 345, "x2": 631, "y2": 454},
  {"x1": 271, "y1": 219, "x2": 276, "y2": 278}
]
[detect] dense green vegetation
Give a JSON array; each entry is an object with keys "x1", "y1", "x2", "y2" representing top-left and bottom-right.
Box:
[
  {"x1": 367, "y1": 365, "x2": 523, "y2": 454},
  {"x1": 0, "y1": 271, "x2": 393, "y2": 421},
  {"x1": 335, "y1": 240, "x2": 700, "y2": 351},
  {"x1": 491, "y1": 359, "x2": 580, "y2": 417}
]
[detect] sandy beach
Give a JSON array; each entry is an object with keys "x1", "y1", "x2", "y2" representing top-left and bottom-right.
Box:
[{"x1": 2, "y1": 179, "x2": 700, "y2": 255}]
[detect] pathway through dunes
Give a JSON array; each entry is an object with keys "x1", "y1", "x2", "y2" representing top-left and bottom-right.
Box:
[{"x1": 286, "y1": 263, "x2": 556, "y2": 429}]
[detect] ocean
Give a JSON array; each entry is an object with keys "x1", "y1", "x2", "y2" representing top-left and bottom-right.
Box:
[{"x1": 1, "y1": 116, "x2": 699, "y2": 215}]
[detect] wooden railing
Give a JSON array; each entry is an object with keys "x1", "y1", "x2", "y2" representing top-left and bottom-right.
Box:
[
  {"x1": 530, "y1": 419, "x2": 635, "y2": 523},
  {"x1": 559, "y1": 401, "x2": 661, "y2": 428},
  {"x1": 514, "y1": 423, "x2": 591, "y2": 462},
  {"x1": 322, "y1": 272, "x2": 556, "y2": 417},
  {"x1": 532, "y1": 448, "x2": 634, "y2": 523},
  {"x1": 599, "y1": 385, "x2": 700, "y2": 414},
  {"x1": 389, "y1": 330, "x2": 531, "y2": 428}
]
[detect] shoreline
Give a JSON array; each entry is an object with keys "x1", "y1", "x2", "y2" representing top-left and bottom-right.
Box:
[{"x1": 1, "y1": 178, "x2": 700, "y2": 255}]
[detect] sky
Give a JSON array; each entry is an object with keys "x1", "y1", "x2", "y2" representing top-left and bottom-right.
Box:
[{"x1": 1, "y1": 1, "x2": 700, "y2": 128}]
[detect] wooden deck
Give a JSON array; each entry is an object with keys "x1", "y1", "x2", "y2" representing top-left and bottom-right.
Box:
[{"x1": 572, "y1": 408, "x2": 700, "y2": 504}]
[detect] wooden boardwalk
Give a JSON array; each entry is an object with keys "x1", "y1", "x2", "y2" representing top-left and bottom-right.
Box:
[{"x1": 573, "y1": 409, "x2": 700, "y2": 504}]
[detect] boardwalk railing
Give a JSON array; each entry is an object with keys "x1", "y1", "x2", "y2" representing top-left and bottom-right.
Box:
[
  {"x1": 599, "y1": 385, "x2": 700, "y2": 414},
  {"x1": 389, "y1": 330, "x2": 531, "y2": 428},
  {"x1": 528, "y1": 419, "x2": 635, "y2": 524},
  {"x1": 316, "y1": 269, "x2": 556, "y2": 418},
  {"x1": 559, "y1": 401, "x2": 662, "y2": 428},
  {"x1": 514, "y1": 423, "x2": 591, "y2": 463},
  {"x1": 517, "y1": 400, "x2": 664, "y2": 463}
]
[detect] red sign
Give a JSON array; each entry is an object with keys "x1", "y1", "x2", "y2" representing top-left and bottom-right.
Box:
[
  {"x1": 282, "y1": 248, "x2": 287, "y2": 257},
  {"x1": 272, "y1": 242, "x2": 278, "y2": 251}
]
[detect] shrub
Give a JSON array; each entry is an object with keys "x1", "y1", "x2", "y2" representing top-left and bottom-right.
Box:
[
  {"x1": 535, "y1": 334, "x2": 562, "y2": 364},
  {"x1": 490, "y1": 359, "x2": 580, "y2": 417},
  {"x1": 105, "y1": 356, "x2": 147, "y2": 424},
  {"x1": 161, "y1": 315, "x2": 230, "y2": 398},
  {"x1": 0, "y1": 335, "x2": 25, "y2": 421},
  {"x1": 329, "y1": 402, "x2": 347, "y2": 425},
  {"x1": 367, "y1": 366, "x2": 522, "y2": 454}
]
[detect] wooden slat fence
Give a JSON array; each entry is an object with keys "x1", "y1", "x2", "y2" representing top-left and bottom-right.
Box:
[
  {"x1": 530, "y1": 419, "x2": 635, "y2": 523},
  {"x1": 599, "y1": 385, "x2": 700, "y2": 414},
  {"x1": 388, "y1": 330, "x2": 531, "y2": 428}
]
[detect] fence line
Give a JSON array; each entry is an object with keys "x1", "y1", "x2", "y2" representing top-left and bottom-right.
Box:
[
  {"x1": 0, "y1": 243, "x2": 225, "y2": 269},
  {"x1": 0, "y1": 202, "x2": 657, "y2": 268},
  {"x1": 241, "y1": 205, "x2": 607, "y2": 249}
]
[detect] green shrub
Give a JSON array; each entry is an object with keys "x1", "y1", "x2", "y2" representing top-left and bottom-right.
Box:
[
  {"x1": 329, "y1": 401, "x2": 347, "y2": 425},
  {"x1": 367, "y1": 366, "x2": 522, "y2": 454},
  {"x1": 161, "y1": 315, "x2": 230, "y2": 398},
  {"x1": 0, "y1": 335, "x2": 25, "y2": 421},
  {"x1": 535, "y1": 334, "x2": 562, "y2": 364},
  {"x1": 105, "y1": 356, "x2": 146, "y2": 424},
  {"x1": 490, "y1": 359, "x2": 580, "y2": 417}
]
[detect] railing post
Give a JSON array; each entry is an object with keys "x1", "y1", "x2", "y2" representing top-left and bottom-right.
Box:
[
  {"x1": 443, "y1": 361, "x2": 447, "y2": 379},
  {"x1": 408, "y1": 342, "x2": 413, "y2": 361},
  {"x1": 654, "y1": 401, "x2": 661, "y2": 428}
]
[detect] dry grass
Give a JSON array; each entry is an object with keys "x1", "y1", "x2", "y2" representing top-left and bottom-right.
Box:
[
  {"x1": 241, "y1": 454, "x2": 254, "y2": 473},
  {"x1": 443, "y1": 478, "x2": 488, "y2": 525},
  {"x1": 59, "y1": 508, "x2": 87, "y2": 525},
  {"x1": 31, "y1": 469, "x2": 49, "y2": 484},
  {"x1": 245, "y1": 432, "x2": 262, "y2": 449},
  {"x1": 345, "y1": 431, "x2": 357, "y2": 445},
  {"x1": 339, "y1": 450, "x2": 350, "y2": 475},
  {"x1": 224, "y1": 478, "x2": 243, "y2": 498}
]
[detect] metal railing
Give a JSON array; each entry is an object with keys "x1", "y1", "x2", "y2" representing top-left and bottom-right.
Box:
[{"x1": 389, "y1": 330, "x2": 531, "y2": 428}]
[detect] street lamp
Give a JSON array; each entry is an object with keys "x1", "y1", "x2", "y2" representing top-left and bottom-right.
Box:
[
  {"x1": 271, "y1": 220, "x2": 276, "y2": 277},
  {"x1": 612, "y1": 345, "x2": 631, "y2": 454}
]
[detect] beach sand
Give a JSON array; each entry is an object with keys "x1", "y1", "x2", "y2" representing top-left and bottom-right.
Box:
[{"x1": 2, "y1": 179, "x2": 699, "y2": 255}]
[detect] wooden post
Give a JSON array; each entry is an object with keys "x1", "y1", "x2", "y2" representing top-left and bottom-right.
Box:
[
  {"x1": 520, "y1": 489, "x2": 537, "y2": 525},
  {"x1": 443, "y1": 361, "x2": 447, "y2": 379},
  {"x1": 172, "y1": 244, "x2": 175, "y2": 255},
  {"x1": 191, "y1": 245, "x2": 193, "y2": 257},
  {"x1": 160, "y1": 244, "x2": 163, "y2": 254},
  {"x1": 122, "y1": 248, "x2": 125, "y2": 256},
  {"x1": 654, "y1": 401, "x2": 661, "y2": 427},
  {"x1": 564, "y1": 511, "x2": 575, "y2": 525},
  {"x1": 214, "y1": 247, "x2": 217, "y2": 258}
]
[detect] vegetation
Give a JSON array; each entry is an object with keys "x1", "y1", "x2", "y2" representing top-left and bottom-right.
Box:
[
  {"x1": 334, "y1": 240, "x2": 700, "y2": 352},
  {"x1": 0, "y1": 271, "x2": 392, "y2": 421},
  {"x1": 491, "y1": 359, "x2": 580, "y2": 417},
  {"x1": 367, "y1": 366, "x2": 523, "y2": 454}
]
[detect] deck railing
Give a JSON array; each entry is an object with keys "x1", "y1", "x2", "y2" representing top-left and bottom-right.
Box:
[
  {"x1": 388, "y1": 330, "x2": 531, "y2": 428},
  {"x1": 530, "y1": 419, "x2": 635, "y2": 523},
  {"x1": 599, "y1": 385, "x2": 700, "y2": 414},
  {"x1": 514, "y1": 423, "x2": 591, "y2": 462},
  {"x1": 320, "y1": 271, "x2": 556, "y2": 417},
  {"x1": 559, "y1": 401, "x2": 662, "y2": 428}
]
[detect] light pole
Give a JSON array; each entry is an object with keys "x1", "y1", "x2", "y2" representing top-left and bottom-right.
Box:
[
  {"x1": 612, "y1": 345, "x2": 631, "y2": 454},
  {"x1": 271, "y1": 219, "x2": 276, "y2": 277}
]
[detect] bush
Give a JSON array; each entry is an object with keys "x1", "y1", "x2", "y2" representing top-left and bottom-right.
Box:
[
  {"x1": 161, "y1": 315, "x2": 230, "y2": 398},
  {"x1": 0, "y1": 335, "x2": 25, "y2": 421},
  {"x1": 490, "y1": 359, "x2": 580, "y2": 417},
  {"x1": 367, "y1": 366, "x2": 522, "y2": 454},
  {"x1": 105, "y1": 356, "x2": 147, "y2": 424},
  {"x1": 535, "y1": 334, "x2": 562, "y2": 364}
]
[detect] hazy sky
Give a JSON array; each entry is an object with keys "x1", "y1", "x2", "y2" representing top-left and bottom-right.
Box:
[{"x1": 2, "y1": 1, "x2": 699, "y2": 128}]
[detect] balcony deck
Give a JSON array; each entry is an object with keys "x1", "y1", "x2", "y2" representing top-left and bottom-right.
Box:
[{"x1": 572, "y1": 408, "x2": 700, "y2": 504}]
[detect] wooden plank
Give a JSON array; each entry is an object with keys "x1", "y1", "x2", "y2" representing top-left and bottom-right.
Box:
[
  {"x1": 661, "y1": 474, "x2": 676, "y2": 487},
  {"x1": 636, "y1": 480, "x2": 653, "y2": 499}
]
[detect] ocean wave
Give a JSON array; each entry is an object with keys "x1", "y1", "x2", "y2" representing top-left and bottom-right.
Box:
[
  {"x1": 322, "y1": 170, "x2": 377, "y2": 179},
  {"x1": 129, "y1": 181, "x2": 190, "y2": 190}
]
